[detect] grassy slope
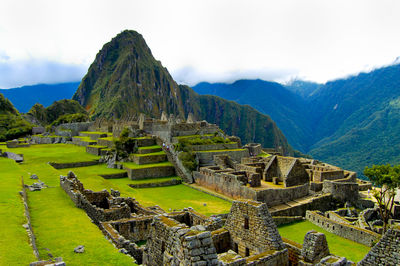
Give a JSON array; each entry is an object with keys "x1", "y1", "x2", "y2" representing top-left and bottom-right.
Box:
[
  {"x1": 0, "y1": 158, "x2": 36, "y2": 265},
  {"x1": 278, "y1": 220, "x2": 370, "y2": 262}
]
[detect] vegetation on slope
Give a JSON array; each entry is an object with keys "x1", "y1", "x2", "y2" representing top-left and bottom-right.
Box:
[
  {"x1": 0, "y1": 93, "x2": 32, "y2": 141},
  {"x1": 27, "y1": 99, "x2": 88, "y2": 126}
]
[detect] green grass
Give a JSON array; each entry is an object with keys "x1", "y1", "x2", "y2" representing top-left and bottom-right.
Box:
[
  {"x1": 138, "y1": 145, "x2": 161, "y2": 150},
  {"x1": 98, "y1": 136, "x2": 114, "y2": 141},
  {"x1": 174, "y1": 134, "x2": 214, "y2": 139},
  {"x1": 123, "y1": 161, "x2": 173, "y2": 169},
  {"x1": 0, "y1": 158, "x2": 36, "y2": 265},
  {"x1": 87, "y1": 145, "x2": 108, "y2": 149},
  {"x1": 197, "y1": 149, "x2": 246, "y2": 153},
  {"x1": 278, "y1": 220, "x2": 370, "y2": 262},
  {"x1": 257, "y1": 151, "x2": 270, "y2": 157},
  {"x1": 60, "y1": 164, "x2": 127, "y2": 178},
  {"x1": 80, "y1": 131, "x2": 108, "y2": 135},
  {"x1": 132, "y1": 150, "x2": 165, "y2": 157},
  {"x1": 28, "y1": 187, "x2": 135, "y2": 265}
]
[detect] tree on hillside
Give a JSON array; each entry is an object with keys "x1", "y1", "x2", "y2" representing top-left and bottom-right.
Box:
[{"x1": 364, "y1": 164, "x2": 400, "y2": 233}]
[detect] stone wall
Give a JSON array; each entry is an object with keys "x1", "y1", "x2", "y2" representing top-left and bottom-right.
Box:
[
  {"x1": 31, "y1": 135, "x2": 71, "y2": 144},
  {"x1": 49, "y1": 160, "x2": 100, "y2": 169},
  {"x1": 190, "y1": 142, "x2": 239, "y2": 151},
  {"x1": 211, "y1": 228, "x2": 231, "y2": 254},
  {"x1": 224, "y1": 200, "x2": 287, "y2": 258},
  {"x1": 55, "y1": 122, "x2": 93, "y2": 137},
  {"x1": 270, "y1": 194, "x2": 333, "y2": 217},
  {"x1": 128, "y1": 178, "x2": 181, "y2": 188},
  {"x1": 358, "y1": 228, "x2": 400, "y2": 265},
  {"x1": 322, "y1": 180, "x2": 359, "y2": 204},
  {"x1": 130, "y1": 153, "x2": 167, "y2": 165},
  {"x1": 272, "y1": 216, "x2": 304, "y2": 226},
  {"x1": 143, "y1": 215, "x2": 219, "y2": 265},
  {"x1": 60, "y1": 173, "x2": 132, "y2": 224},
  {"x1": 196, "y1": 149, "x2": 250, "y2": 166},
  {"x1": 305, "y1": 210, "x2": 380, "y2": 246},
  {"x1": 125, "y1": 165, "x2": 175, "y2": 180},
  {"x1": 255, "y1": 184, "x2": 309, "y2": 207}
]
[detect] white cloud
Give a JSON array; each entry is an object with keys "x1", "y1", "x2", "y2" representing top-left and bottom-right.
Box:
[
  {"x1": 0, "y1": 58, "x2": 86, "y2": 89},
  {"x1": 0, "y1": 0, "x2": 400, "y2": 87}
]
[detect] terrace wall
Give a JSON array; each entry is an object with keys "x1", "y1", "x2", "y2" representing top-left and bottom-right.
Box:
[{"x1": 305, "y1": 210, "x2": 380, "y2": 246}]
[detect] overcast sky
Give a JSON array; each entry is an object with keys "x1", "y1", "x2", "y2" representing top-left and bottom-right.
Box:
[{"x1": 1, "y1": 0, "x2": 400, "y2": 89}]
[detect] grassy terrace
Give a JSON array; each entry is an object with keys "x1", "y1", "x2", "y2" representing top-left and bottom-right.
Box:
[
  {"x1": 174, "y1": 134, "x2": 214, "y2": 139},
  {"x1": 257, "y1": 151, "x2": 271, "y2": 157},
  {"x1": 278, "y1": 220, "x2": 370, "y2": 262},
  {"x1": 0, "y1": 158, "x2": 36, "y2": 265},
  {"x1": 123, "y1": 161, "x2": 173, "y2": 169},
  {"x1": 132, "y1": 150, "x2": 165, "y2": 157},
  {"x1": 138, "y1": 145, "x2": 161, "y2": 150},
  {"x1": 197, "y1": 148, "x2": 246, "y2": 152},
  {"x1": 0, "y1": 143, "x2": 231, "y2": 263}
]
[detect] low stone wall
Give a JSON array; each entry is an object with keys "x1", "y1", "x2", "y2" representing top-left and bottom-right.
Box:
[
  {"x1": 190, "y1": 142, "x2": 239, "y2": 151},
  {"x1": 270, "y1": 194, "x2": 333, "y2": 217},
  {"x1": 49, "y1": 160, "x2": 100, "y2": 169},
  {"x1": 31, "y1": 135, "x2": 71, "y2": 144},
  {"x1": 282, "y1": 238, "x2": 302, "y2": 266},
  {"x1": 79, "y1": 132, "x2": 108, "y2": 140},
  {"x1": 136, "y1": 137, "x2": 156, "y2": 147},
  {"x1": 20, "y1": 178, "x2": 40, "y2": 260},
  {"x1": 97, "y1": 138, "x2": 114, "y2": 148},
  {"x1": 358, "y1": 229, "x2": 400, "y2": 265},
  {"x1": 322, "y1": 180, "x2": 359, "y2": 203},
  {"x1": 125, "y1": 165, "x2": 175, "y2": 180},
  {"x1": 101, "y1": 222, "x2": 144, "y2": 264},
  {"x1": 138, "y1": 147, "x2": 162, "y2": 154},
  {"x1": 131, "y1": 153, "x2": 167, "y2": 165},
  {"x1": 196, "y1": 149, "x2": 250, "y2": 166},
  {"x1": 245, "y1": 249, "x2": 288, "y2": 265},
  {"x1": 86, "y1": 145, "x2": 107, "y2": 156},
  {"x1": 100, "y1": 172, "x2": 128, "y2": 179},
  {"x1": 272, "y1": 216, "x2": 304, "y2": 226},
  {"x1": 55, "y1": 122, "x2": 93, "y2": 137},
  {"x1": 305, "y1": 210, "x2": 380, "y2": 246},
  {"x1": 128, "y1": 178, "x2": 181, "y2": 188},
  {"x1": 255, "y1": 184, "x2": 309, "y2": 207},
  {"x1": 211, "y1": 228, "x2": 231, "y2": 254}
]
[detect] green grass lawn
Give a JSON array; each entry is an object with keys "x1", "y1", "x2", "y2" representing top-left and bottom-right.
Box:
[
  {"x1": 79, "y1": 131, "x2": 108, "y2": 135},
  {"x1": 28, "y1": 187, "x2": 135, "y2": 265},
  {"x1": 0, "y1": 158, "x2": 36, "y2": 265},
  {"x1": 278, "y1": 220, "x2": 370, "y2": 262}
]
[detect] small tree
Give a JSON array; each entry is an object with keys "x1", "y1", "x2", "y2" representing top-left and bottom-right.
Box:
[{"x1": 364, "y1": 164, "x2": 400, "y2": 233}]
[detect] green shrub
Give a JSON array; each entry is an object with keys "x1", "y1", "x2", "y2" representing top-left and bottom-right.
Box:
[
  {"x1": 178, "y1": 151, "x2": 198, "y2": 171},
  {"x1": 50, "y1": 113, "x2": 88, "y2": 127}
]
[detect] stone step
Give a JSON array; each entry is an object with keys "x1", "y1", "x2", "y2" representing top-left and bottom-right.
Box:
[{"x1": 79, "y1": 131, "x2": 109, "y2": 140}]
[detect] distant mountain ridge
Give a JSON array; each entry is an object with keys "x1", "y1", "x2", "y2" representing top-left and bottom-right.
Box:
[
  {"x1": 0, "y1": 82, "x2": 79, "y2": 113},
  {"x1": 194, "y1": 63, "x2": 400, "y2": 175}
]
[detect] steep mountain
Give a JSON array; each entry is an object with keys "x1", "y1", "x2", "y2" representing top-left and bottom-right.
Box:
[
  {"x1": 284, "y1": 80, "x2": 322, "y2": 98},
  {"x1": 0, "y1": 82, "x2": 79, "y2": 113},
  {"x1": 73, "y1": 30, "x2": 293, "y2": 154},
  {"x1": 193, "y1": 80, "x2": 312, "y2": 150},
  {"x1": 0, "y1": 93, "x2": 32, "y2": 141},
  {"x1": 26, "y1": 99, "x2": 87, "y2": 126}
]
